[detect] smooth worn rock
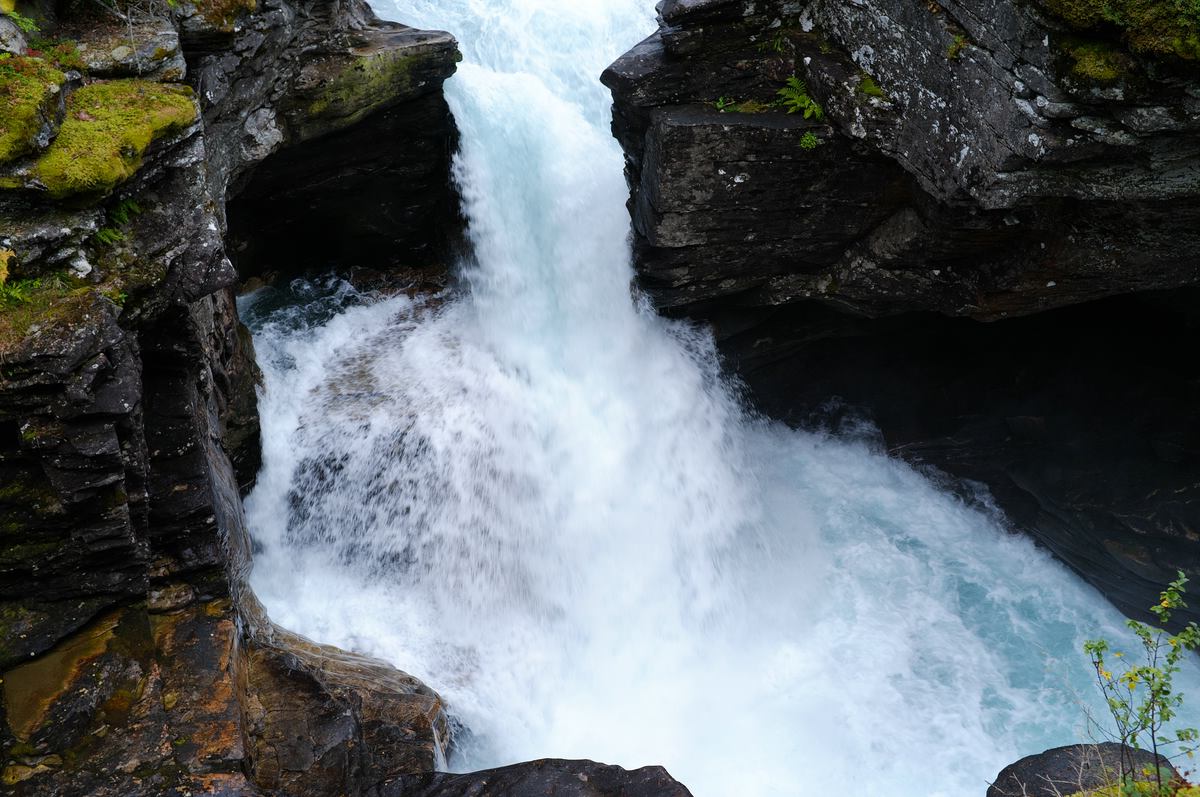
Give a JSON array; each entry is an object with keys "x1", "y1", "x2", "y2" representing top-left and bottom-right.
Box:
[
  {"x1": 988, "y1": 743, "x2": 1179, "y2": 797},
  {"x1": 243, "y1": 620, "x2": 450, "y2": 796},
  {"x1": 383, "y1": 759, "x2": 695, "y2": 797}
]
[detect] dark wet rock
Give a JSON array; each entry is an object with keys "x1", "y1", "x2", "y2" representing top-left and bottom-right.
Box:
[
  {"x1": 603, "y1": 0, "x2": 1200, "y2": 322},
  {"x1": 384, "y1": 759, "x2": 695, "y2": 797},
  {"x1": 604, "y1": 0, "x2": 1200, "y2": 624},
  {"x1": 243, "y1": 615, "x2": 451, "y2": 796},
  {"x1": 988, "y1": 743, "x2": 1178, "y2": 797},
  {"x1": 227, "y1": 83, "x2": 462, "y2": 281}
]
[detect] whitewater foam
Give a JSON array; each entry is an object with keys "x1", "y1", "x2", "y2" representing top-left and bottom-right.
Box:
[{"x1": 242, "y1": 2, "x2": 1199, "y2": 795}]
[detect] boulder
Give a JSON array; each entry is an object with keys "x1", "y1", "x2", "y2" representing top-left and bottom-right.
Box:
[
  {"x1": 0, "y1": 15, "x2": 27, "y2": 55},
  {"x1": 989, "y1": 743, "x2": 1179, "y2": 797},
  {"x1": 384, "y1": 759, "x2": 695, "y2": 797}
]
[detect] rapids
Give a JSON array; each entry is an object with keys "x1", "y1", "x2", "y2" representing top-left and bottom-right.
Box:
[{"x1": 240, "y1": 2, "x2": 1200, "y2": 795}]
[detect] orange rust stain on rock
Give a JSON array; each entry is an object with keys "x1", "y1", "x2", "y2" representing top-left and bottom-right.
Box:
[{"x1": 2, "y1": 611, "x2": 123, "y2": 742}]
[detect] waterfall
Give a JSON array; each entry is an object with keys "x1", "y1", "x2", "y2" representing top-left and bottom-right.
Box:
[{"x1": 240, "y1": 2, "x2": 1200, "y2": 795}]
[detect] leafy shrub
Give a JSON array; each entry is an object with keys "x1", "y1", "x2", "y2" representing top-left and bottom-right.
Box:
[{"x1": 1085, "y1": 572, "x2": 1200, "y2": 796}]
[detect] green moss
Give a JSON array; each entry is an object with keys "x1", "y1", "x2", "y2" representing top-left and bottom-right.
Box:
[
  {"x1": 858, "y1": 75, "x2": 886, "y2": 98},
  {"x1": 27, "y1": 38, "x2": 87, "y2": 72},
  {"x1": 0, "y1": 274, "x2": 95, "y2": 353},
  {"x1": 307, "y1": 52, "x2": 417, "y2": 120},
  {"x1": 947, "y1": 33, "x2": 970, "y2": 59},
  {"x1": 194, "y1": 0, "x2": 256, "y2": 29},
  {"x1": 0, "y1": 540, "x2": 59, "y2": 566},
  {"x1": 0, "y1": 55, "x2": 65, "y2": 165},
  {"x1": 1065, "y1": 39, "x2": 1133, "y2": 81},
  {"x1": 31, "y1": 79, "x2": 197, "y2": 200},
  {"x1": 0, "y1": 478, "x2": 60, "y2": 507},
  {"x1": 714, "y1": 96, "x2": 774, "y2": 113},
  {"x1": 1040, "y1": 0, "x2": 1200, "y2": 60}
]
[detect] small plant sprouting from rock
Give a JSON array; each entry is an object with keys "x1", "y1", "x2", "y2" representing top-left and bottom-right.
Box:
[
  {"x1": 756, "y1": 30, "x2": 788, "y2": 55},
  {"x1": 1084, "y1": 571, "x2": 1200, "y2": 796},
  {"x1": 858, "y1": 74, "x2": 886, "y2": 99},
  {"x1": 95, "y1": 198, "x2": 143, "y2": 246},
  {"x1": 26, "y1": 36, "x2": 87, "y2": 72},
  {"x1": 947, "y1": 33, "x2": 969, "y2": 59},
  {"x1": 777, "y1": 76, "x2": 824, "y2": 119},
  {"x1": 0, "y1": 248, "x2": 23, "y2": 306},
  {"x1": 799, "y1": 131, "x2": 823, "y2": 150},
  {"x1": 0, "y1": 278, "x2": 36, "y2": 306},
  {"x1": 111, "y1": 197, "x2": 142, "y2": 226}
]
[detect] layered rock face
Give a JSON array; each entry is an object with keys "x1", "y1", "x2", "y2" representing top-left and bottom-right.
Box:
[
  {"x1": 0, "y1": 0, "x2": 461, "y2": 793},
  {"x1": 604, "y1": 0, "x2": 1200, "y2": 624}
]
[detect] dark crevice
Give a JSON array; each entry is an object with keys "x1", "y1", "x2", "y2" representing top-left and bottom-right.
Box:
[{"x1": 226, "y1": 94, "x2": 464, "y2": 284}]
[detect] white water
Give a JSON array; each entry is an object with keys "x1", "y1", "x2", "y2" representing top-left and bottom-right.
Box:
[{"x1": 241, "y1": 2, "x2": 1200, "y2": 795}]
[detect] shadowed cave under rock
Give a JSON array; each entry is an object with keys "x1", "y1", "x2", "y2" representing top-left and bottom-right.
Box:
[{"x1": 701, "y1": 287, "x2": 1200, "y2": 628}]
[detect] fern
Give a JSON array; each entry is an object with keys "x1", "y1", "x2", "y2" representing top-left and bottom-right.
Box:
[
  {"x1": 95, "y1": 227, "x2": 126, "y2": 246},
  {"x1": 0, "y1": 279, "x2": 36, "y2": 306},
  {"x1": 776, "y1": 77, "x2": 824, "y2": 120},
  {"x1": 109, "y1": 198, "x2": 142, "y2": 227}
]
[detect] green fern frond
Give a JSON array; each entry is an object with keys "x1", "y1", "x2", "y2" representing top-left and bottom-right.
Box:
[{"x1": 776, "y1": 76, "x2": 824, "y2": 120}]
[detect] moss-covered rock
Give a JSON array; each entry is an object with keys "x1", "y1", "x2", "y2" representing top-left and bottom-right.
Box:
[
  {"x1": 186, "y1": 0, "x2": 255, "y2": 30},
  {"x1": 1062, "y1": 38, "x2": 1137, "y2": 83},
  {"x1": 309, "y1": 53, "x2": 416, "y2": 117},
  {"x1": 31, "y1": 79, "x2": 197, "y2": 200},
  {"x1": 0, "y1": 54, "x2": 64, "y2": 165},
  {"x1": 1039, "y1": 0, "x2": 1200, "y2": 61},
  {"x1": 0, "y1": 273, "x2": 97, "y2": 353}
]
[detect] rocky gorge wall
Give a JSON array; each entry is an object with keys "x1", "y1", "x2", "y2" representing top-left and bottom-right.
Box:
[
  {"x1": 603, "y1": 0, "x2": 1200, "y2": 627},
  {"x1": 0, "y1": 0, "x2": 468, "y2": 793}
]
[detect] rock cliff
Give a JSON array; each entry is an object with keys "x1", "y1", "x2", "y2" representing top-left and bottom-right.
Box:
[
  {"x1": 0, "y1": 0, "x2": 462, "y2": 793},
  {"x1": 604, "y1": 0, "x2": 1200, "y2": 625}
]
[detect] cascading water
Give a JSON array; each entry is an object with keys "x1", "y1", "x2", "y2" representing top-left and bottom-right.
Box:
[{"x1": 241, "y1": 2, "x2": 1200, "y2": 795}]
